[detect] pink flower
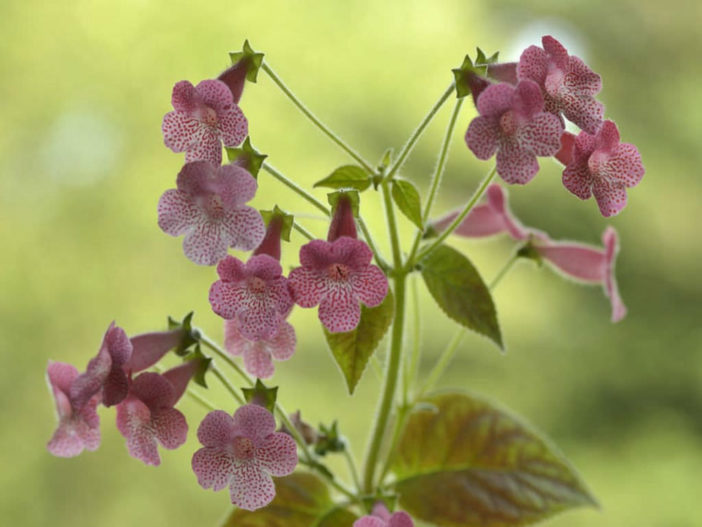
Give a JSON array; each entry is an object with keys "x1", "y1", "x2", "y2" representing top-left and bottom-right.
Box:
[
  {"x1": 46, "y1": 361, "x2": 101, "y2": 457},
  {"x1": 126, "y1": 328, "x2": 187, "y2": 372},
  {"x1": 354, "y1": 503, "x2": 414, "y2": 527},
  {"x1": 429, "y1": 184, "x2": 529, "y2": 241},
  {"x1": 161, "y1": 79, "x2": 247, "y2": 165},
  {"x1": 224, "y1": 319, "x2": 296, "y2": 379},
  {"x1": 158, "y1": 161, "x2": 265, "y2": 266},
  {"x1": 191, "y1": 404, "x2": 297, "y2": 511},
  {"x1": 70, "y1": 322, "x2": 133, "y2": 409},
  {"x1": 288, "y1": 237, "x2": 389, "y2": 333},
  {"x1": 209, "y1": 254, "x2": 294, "y2": 340},
  {"x1": 534, "y1": 226, "x2": 626, "y2": 322},
  {"x1": 518, "y1": 35, "x2": 604, "y2": 134},
  {"x1": 562, "y1": 120, "x2": 644, "y2": 217},
  {"x1": 465, "y1": 80, "x2": 564, "y2": 184},
  {"x1": 115, "y1": 371, "x2": 189, "y2": 466}
]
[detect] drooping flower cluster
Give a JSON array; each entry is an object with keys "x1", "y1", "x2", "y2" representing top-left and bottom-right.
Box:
[
  {"x1": 355, "y1": 503, "x2": 414, "y2": 527},
  {"x1": 191, "y1": 404, "x2": 297, "y2": 511},
  {"x1": 429, "y1": 184, "x2": 627, "y2": 322},
  {"x1": 465, "y1": 35, "x2": 644, "y2": 216}
]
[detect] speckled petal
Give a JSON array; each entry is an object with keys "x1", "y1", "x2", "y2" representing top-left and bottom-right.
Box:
[
  {"x1": 218, "y1": 105, "x2": 248, "y2": 147},
  {"x1": 231, "y1": 404, "x2": 277, "y2": 445},
  {"x1": 496, "y1": 142, "x2": 539, "y2": 184},
  {"x1": 116, "y1": 397, "x2": 161, "y2": 466},
  {"x1": 229, "y1": 463, "x2": 276, "y2": 511},
  {"x1": 330, "y1": 237, "x2": 374, "y2": 270},
  {"x1": 176, "y1": 160, "x2": 214, "y2": 197},
  {"x1": 476, "y1": 83, "x2": 515, "y2": 117},
  {"x1": 269, "y1": 321, "x2": 296, "y2": 361},
  {"x1": 512, "y1": 79, "x2": 545, "y2": 119},
  {"x1": 465, "y1": 115, "x2": 500, "y2": 160},
  {"x1": 222, "y1": 206, "x2": 266, "y2": 252},
  {"x1": 517, "y1": 112, "x2": 563, "y2": 156},
  {"x1": 542, "y1": 36, "x2": 569, "y2": 70},
  {"x1": 388, "y1": 511, "x2": 415, "y2": 527},
  {"x1": 209, "y1": 280, "x2": 249, "y2": 320},
  {"x1": 517, "y1": 45, "x2": 548, "y2": 84},
  {"x1": 562, "y1": 160, "x2": 593, "y2": 200},
  {"x1": 130, "y1": 372, "x2": 177, "y2": 412},
  {"x1": 196, "y1": 79, "x2": 234, "y2": 113},
  {"x1": 350, "y1": 265, "x2": 388, "y2": 307},
  {"x1": 560, "y1": 95, "x2": 604, "y2": 135},
  {"x1": 171, "y1": 80, "x2": 203, "y2": 115},
  {"x1": 158, "y1": 190, "x2": 198, "y2": 237},
  {"x1": 592, "y1": 178, "x2": 628, "y2": 217},
  {"x1": 246, "y1": 254, "x2": 283, "y2": 281},
  {"x1": 182, "y1": 220, "x2": 228, "y2": 266},
  {"x1": 185, "y1": 130, "x2": 223, "y2": 165},
  {"x1": 152, "y1": 407, "x2": 188, "y2": 449},
  {"x1": 243, "y1": 345, "x2": 275, "y2": 379},
  {"x1": 197, "y1": 410, "x2": 237, "y2": 448},
  {"x1": 162, "y1": 111, "x2": 202, "y2": 153},
  {"x1": 605, "y1": 143, "x2": 645, "y2": 188},
  {"x1": 48, "y1": 422, "x2": 92, "y2": 458},
  {"x1": 257, "y1": 432, "x2": 298, "y2": 477},
  {"x1": 288, "y1": 267, "x2": 327, "y2": 307},
  {"x1": 566, "y1": 56, "x2": 602, "y2": 96},
  {"x1": 192, "y1": 446, "x2": 236, "y2": 491},
  {"x1": 319, "y1": 287, "x2": 362, "y2": 333},
  {"x1": 216, "y1": 164, "x2": 258, "y2": 208}
]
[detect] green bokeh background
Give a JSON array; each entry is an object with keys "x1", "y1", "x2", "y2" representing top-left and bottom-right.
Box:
[{"x1": 2, "y1": 0, "x2": 700, "y2": 525}]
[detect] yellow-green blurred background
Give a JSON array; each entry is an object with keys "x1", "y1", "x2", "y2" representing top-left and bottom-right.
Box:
[{"x1": 2, "y1": 0, "x2": 700, "y2": 525}]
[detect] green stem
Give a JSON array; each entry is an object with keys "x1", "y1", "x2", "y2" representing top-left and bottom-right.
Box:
[
  {"x1": 403, "y1": 275, "x2": 422, "y2": 405},
  {"x1": 343, "y1": 448, "x2": 362, "y2": 493},
  {"x1": 261, "y1": 162, "x2": 330, "y2": 216},
  {"x1": 414, "y1": 165, "x2": 497, "y2": 263},
  {"x1": 298, "y1": 458, "x2": 359, "y2": 501},
  {"x1": 362, "y1": 183, "x2": 407, "y2": 494},
  {"x1": 358, "y1": 217, "x2": 390, "y2": 271},
  {"x1": 384, "y1": 83, "x2": 455, "y2": 182},
  {"x1": 261, "y1": 62, "x2": 376, "y2": 174},
  {"x1": 489, "y1": 251, "x2": 520, "y2": 290},
  {"x1": 376, "y1": 401, "x2": 410, "y2": 485},
  {"x1": 418, "y1": 330, "x2": 466, "y2": 398},
  {"x1": 211, "y1": 365, "x2": 245, "y2": 404},
  {"x1": 293, "y1": 221, "x2": 315, "y2": 241}
]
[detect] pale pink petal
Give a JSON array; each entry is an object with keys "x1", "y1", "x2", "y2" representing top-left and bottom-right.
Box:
[
  {"x1": 130, "y1": 372, "x2": 176, "y2": 410},
  {"x1": 171, "y1": 80, "x2": 203, "y2": 115},
  {"x1": 517, "y1": 45, "x2": 548, "y2": 84},
  {"x1": 192, "y1": 447, "x2": 236, "y2": 491},
  {"x1": 222, "y1": 206, "x2": 266, "y2": 252},
  {"x1": 47, "y1": 361, "x2": 79, "y2": 413},
  {"x1": 238, "y1": 305, "x2": 280, "y2": 341},
  {"x1": 128, "y1": 329, "x2": 184, "y2": 372},
  {"x1": 176, "y1": 160, "x2": 214, "y2": 197},
  {"x1": 299, "y1": 239, "x2": 334, "y2": 269},
  {"x1": 257, "y1": 432, "x2": 298, "y2": 477},
  {"x1": 217, "y1": 254, "x2": 247, "y2": 281},
  {"x1": 243, "y1": 345, "x2": 275, "y2": 379},
  {"x1": 331, "y1": 237, "x2": 374, "y2": 269},
  {"x1": 70, "y1": 344, "x2": 111, "y2": 410},
  {"x1": 152, "y1": 407, "x2": 188, "y2": 449},
  {"x1": 183, "y1": 220, "x2": 229, "y2": 266},
  {"x1": 433, "y1": 206, "x2": 504, "y2": 238},
  {"x1": 605, "y1": 143, "x2": 645, "y2": 188},
  {"x1": 246, "y1": 254, "x2": 283, "y2": 281},
  {"x1": 196, "y1": 79, "x2": 234, "y2": 113},
  {"x1": 372, "y1": 503, "x2": 392, "y2": 521},
  {"x1": 465, "y1": 116, "x2": 500, "y2": 160},
  {"x1": 48, "y1": 423, "x2": 91, "y2": 458},
  {"x1": 542, "y1": 36, "x2": 569, "y2": 70},
  {"x1": 319, "y1": 287, "x2": 362, "y2": 333},
  {"x1": 158, "y1": 190, "x2": 198, "y2": 236},
  {"x1": 512, "y1": 79, "x2": 544, "y2": 119},
  {"x1": 116, "y1": 397, "x2": 161, "y2": 466},
  {"x1": 269, "y1": 321, "x2": 296, "y2": 361},
  {"x1": 592, "y1": 178, "x2": 628, "y2": 217},
  {"x1": 231, "y1": 404, "x2": 277, "y2": 445},
  {"x1": 517, "y1": 112, "x2": 563, "y2": 157},
  {"x1": 224, "y1": 319, "x2": 247, "y2": 357},
  {"x1": 476, "y1": 83, "x2": 515, "y2": 117},
  {"x1": 388, "y1": 512, "x2": 415, "y2": 527},
  {"x1": 218, "y1": 105, "x2": 248, "y2": 146},
  {"x1": 496, "y1": 142, "x2": 539, "y2": 184},
  {"x1": 488, "y1": 62, "x2": 517, "y2": 84},
  {"x1": 197, "y1": 410, "x2": 237, "y2": 448},
  {"x1": 354, "y1": 518, "x2": 386, "y2": 527},
  {"x1": 485, "y1": 184, "x2": 530, "y2": 241},
  {"x1": 288, "y1": 267, "x2": 327, "y2": 307},
  {"x1": 350, "y1": 265, "x2": 388, "y2": 307},
  {"x1": 162, "y1": 111, "x2": 202, "y2": 153},
  {"x1": 603, "y1": 227, "x2": 627, "y2": 322},
  {"x1": 536, "y1": 243, "x2": 606, "y2": 282},
  {"x1": 162, "y1": 361, "x2": 199, "y2": 402},
  {"x1": 185, "y1": 130, "x2": 223, "y2": 165},
  {"x1": 216, "y1": 164, "x2": 258, "y2": 208},
  {"x1": 229, "y1": 463, "x2": 275, "y2": 511},
  {"x1": 594, "y1": 120, "x2": 619, "y2": 153}
]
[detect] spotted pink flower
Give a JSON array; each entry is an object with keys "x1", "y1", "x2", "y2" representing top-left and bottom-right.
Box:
[
  {"x1": 518, "y1": 35, "x2": 604, "y2": 134},
  {"x1": 534, "y1": 226, "x2": 626, "y2": 322},
  {"x1": 209, "y1": 254, "x2": 294, "y2": 340},
  {"x1": 465, "y1": 80, "x2": 564, "y2": 184},
  {"x1": 46, "y1": 361, "x2": 101, "y2": 457},
  {"x1": 562, "y1": 120, "x2": 644, "y2": 217},
  {"x1": 224, "y1": 319, "x2": 296, "y2": 379},
  {"x1": 158, "y1": 161, "x2": 265, "y2": 266},
  {"x1": 162, "y1": 79, "x2": 247, "y2": 165},
  {"x1": 354, "y1": 503, "x2": 414, "y2": 527},
  {"x1": 192, "y1": 404, "x2": 297, "y2": 511},
  {"x1": 115, "y1": 371, "x2": 189, "y2": 466},
  {"x1": 70, "y1": 322, "x2": 133, "y2": 409},
  {"x1": 429, "y1": 184, "x2": 530, "y2": 240},
  {"x1": 288, "y1": 237, "x2": 389, "y2": 333}
]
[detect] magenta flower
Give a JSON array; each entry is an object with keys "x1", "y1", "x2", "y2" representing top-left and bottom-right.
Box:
[
  {"x1": 115, "y1": 371, "x2": 188, "y2": 466},
  {"x1": 46, "y1": 361, "x2": 101, "y2": 457},
  {"x1": 465, "y1": 80, "x2": 564, "y2": 184},
  {"x1": 562, "y1": 120, "x2": 644, "y2": 217},
  {"x1": 191, "y1": 404, "x2": 297, "y2": 511},
  {"x1": 209, "y1": 254, "x2": 294, "y2": 340},
  {"x1": 224, "y1": 319, "x2": 296, "y2": 379},
  {"x1": 518, "y1": 35, "x2": 604, "y2": 134},
  {"x1": 534, "y1": 226, "x2": 626, "y2": 322},
  {"x1": 70, "y1": 322, "x2": 133, "y2": 409},
  {"x1": 354, "y1": 503, "x2": 414, "y2": 527},
  {"x1": 288, "y1": 237, "x2": 389, "y2": 333},
  {"x1": 126, "y1": 328, "x2": 187, "y2": 372},
  {"x1": 158, "y1": 161, "x2": 265, "y2": 266},
  {"x1": 429, "y1": 184, "x2": 530, "y2": 240},
  {"x1": 161, "y1": 79, "x2": 247, "y2": 165}
]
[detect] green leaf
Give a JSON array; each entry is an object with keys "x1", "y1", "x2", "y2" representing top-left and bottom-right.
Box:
[
  {"x1": 314, "y1": 165, "x2": 371, "y2": 192},
  {"x1": 225, "y1": 137, "x2": 268, "y2": 178},
  {"x1": 323, "y1": 289, "x2": 394, "y2": 394},
  {"x1": 421, "y1": 245, "x2": 502, "y2": 350},
  {"x1": 228, "y1": 40, "x2": 264, "y2": 83},
  {"x1": 242, "y1": 379, "x2": 278, "y2": 413},
  {"x1": 222, "y1": 471, "x2": 357, "y2": 527},
  {"x1": 392, "y1": 391, "x2": 598, "y2": 527},
  {"x1": 183, "y1": 346, "x2": 212, "y2": 388},
  {"x1": 166, "y1": 311, "x2": 199, "y2": 356},
  {"x1": 314, "y1": 421, "x2": 346, "y2": 456},
  {"x1": 260, "y1": 205, "x2": 295, "y2": 242},
  {"x1": 391, "y1": 179, "x2": 423, "y2": 229}
]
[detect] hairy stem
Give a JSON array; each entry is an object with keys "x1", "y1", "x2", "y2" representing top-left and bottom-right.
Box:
[
  {"x1": 261, "y1": 62, "x2": 376, "y2": 174},
  {"x1": 384, "y1": 82, "x2": 455, "y2": 182}
]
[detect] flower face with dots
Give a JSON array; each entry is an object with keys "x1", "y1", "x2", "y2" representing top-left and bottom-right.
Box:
[
  {"x1": 562, "y1": 120, "x2": 644, "y2": 217},
  {"x1": 224, "y1": 318, "x2": 296, "y2": 379},
  {"x1": 209, "y1": 254, "x2": 294, "y2": 341},
  {"x1": 191, "y1": 404, "x2": 297, "y2": 511},
  {"x1": 158, "y1": 161, "x2": 265, "y2": 266},
  {"x1": 465, "y1": 80, "x2": 564, "y2": 184},
  {"x1": 354, "y1": 503, "x2": 414, "y2": 527},
  {"x1": 162, "y1": 79, "x2": 248, "y2": 165},
  {"x1": 518, "y1": 35, "x2": 604, "y2": 134},
  {"x1": 288, "y1": 237, "x2": 388, "y2": 333}
]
